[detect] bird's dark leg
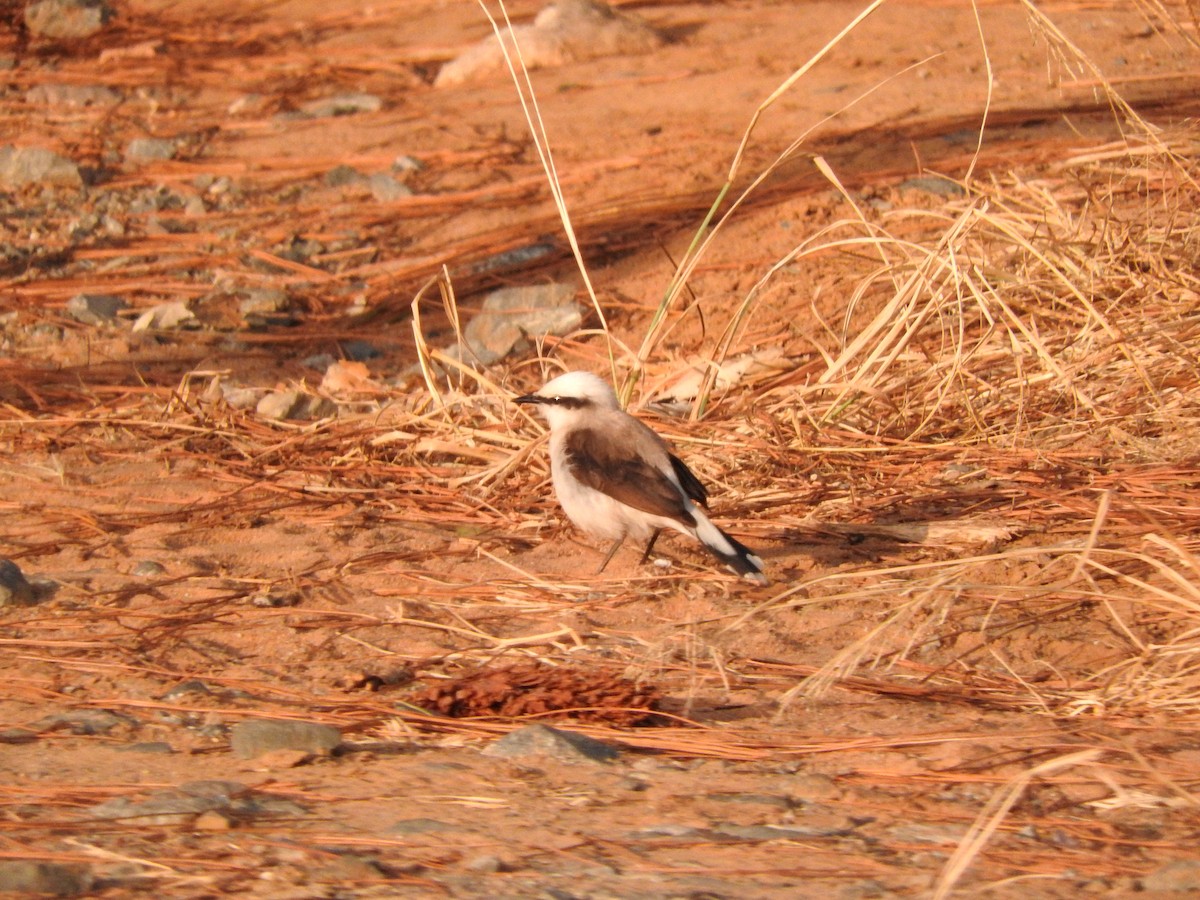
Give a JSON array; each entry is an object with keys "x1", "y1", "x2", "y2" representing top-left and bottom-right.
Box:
[
  {"x1": 597, "y1": 537, "x2": 624, "y2": 574},
  {"x1": 639, "y1": 529, "x2": 662, "y2": 565}
]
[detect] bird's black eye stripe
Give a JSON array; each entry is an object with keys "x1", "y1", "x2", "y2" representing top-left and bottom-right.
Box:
[{"x1": 545, "y1": 396, "x2": 588, "y2": 409}]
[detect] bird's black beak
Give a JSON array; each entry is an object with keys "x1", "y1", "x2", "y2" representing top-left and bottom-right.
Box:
[{"x1": 514, "y1": 393, "x2": 539, "y2": 406}]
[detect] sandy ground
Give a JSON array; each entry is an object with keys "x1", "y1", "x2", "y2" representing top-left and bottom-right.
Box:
[{"x1": 2, "y1": 1, "x2": 1200, "y2": 897}]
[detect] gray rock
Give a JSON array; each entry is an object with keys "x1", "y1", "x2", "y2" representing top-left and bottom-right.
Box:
[
  {"x1": 482, "y1": 723, "x2": 618, "y2": 763},
  {"x1": 238, "y1": 288, "x2": 289, "y2": 317},
  {"x1": 300, "y1": 92, "x2": 382, "y2": 118},
  {"x1": 392, "y1": 154, "x2": 423, "y2": 173},
  {"x1": 66, "y1": 293, "x2": 126, "y2": 325},
  {"x1": 34, "y1": 709, "x2": 129, "y2": 735},
  {"x1": 124, "y1": 137, "x2": 177, "y2": 162},
  {"x1": 118, "y1": 741, "x2": 174, "y2": 754},
  {"x1": 89, "y1": 779, "x2": 306, "y2": 825},
  {"x1": 897, "y1": 175, "x2": 965, "y2": 198},
  {"x1": 255, "y1": 390, "x2": 338, "y2": 422},
  {"x1": 325, "y1": 164, "x2": 364, "y2": 188},
  {"x1": 0, "y1": 559, "x2": 35, "y2": 607},
  {"x1": 436, "y1": 0, "x2": 663, "y2": 87},
  {"x1": 341, "y1": 339, "x2": 381, "y2": 361},
  {"x1": 1144, "y1": 860, "x2": 1200, "y2": 892},
  {"x1": 459, "y1": 282, "x2": 580, "y2": 365},
  {"x1": 220, "y1": 385, "x2": 262, "y2": 410},
  {"x1": 132, "y1": 559, "x2": 166, "y2": 577},
  {"x1": 229, "y1": 719, "x2": 342, "y2": 759},
  {"x1": 368, "y1": 172, "x2": 412, "y2": 202},
  {"x1": 0, "y1": 861, "x2": 92, "y2": 896},
  {"x1": 24, "y1": 0, "x2": 114, "y2": 39},
  {"x1": 0, "y1": 145, "x2": 82, "y2": 188},
  {"x1": 25, "y1": 83, "x2": 120, "y2": 107},
  {"x1": 131, "y1": 300, "x2": 195, "y2": 332},
  {"x1": 0, "y1": 728, "x2": 38, "y2": 744}
]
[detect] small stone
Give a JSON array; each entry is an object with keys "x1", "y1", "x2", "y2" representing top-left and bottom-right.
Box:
[
  {"x1": 124, "y1": 137, "x2": 177, "y2": 161},
  {"x1": 436, "y1": 0, "x2": 662, "y2": 87},
  {"x1": 324, "y1": 164, "x2": 364, "y2": 188},
  {"x1": 256, "y1": 392, "x2": 298, "y2": 420},
  {"x1": 0, "y1": 145, "x2": 81, "y2": 188},
  {"x1": 238, "y1": 288, "x2": 289, "y2": 317},
  {"x1": 459, "y1": 282, "x2": 580, "y2": 365},
  {"x1": 392, "y1": 154, "x2": 423, "y2": 173},
  {"x1": 34, "y1": 709, "x2": 128, "y2": 735},
  {"x1": 229, "y1": 719, "x2": 342, "y2": 759},
  {"x1": 0, "y1": 861, "x2": 92, "y2": 896},
  {"x1": 132, "y1": 559, "x2": 166, "y2": 577},
  {"x1": 300, "y1": 92, "x2": 382, "y2": 118},
  {"x1": 220, "y1": 385, "x2": 261, "y2": 410},
  {"x1": 1143, "y1": 860, "x2": 1200, "y2": 892},
  {"x1": 0, "y1": 728, "x2": 38, "y2": 744},
  {"x1": 482, "y1": 723, "x2": 618, "y2": 764},
  {"x1": 131, "y1": 301, "x2": 195, "y2": 332},
  {"x1": 25, "y1": 83, "x2": 120, "y2": 107},
  {"x1": 368, "y1": 172, "x2": 412, "y2": 202},
  {"x1": 463, "y1": 854, "x2": 504, "y2": 873},
  {"x1": 161, "y1": 679, "x2": 212, "y2": 700},
  {"x1": 0, "y1": 559, "x2": 35, "y2": 607},
  {"x1": 66, "y1": 293, "x2": 126, "y2": 325},
  {"x1": 255, "y1": 390, "x2": 337, "y2": 421},
  {"x1": 341, "y1": 340, "x2": 381, "y2": 361},
  {"x1": 24, "y1": 0, "x2": 114, "y2": 40},
  {"x1": 897, "y1": 175, "x2": 965, "y2": 198},
  {"x1": 118, "y1": 741, "x2": 174, "y2": 754}
]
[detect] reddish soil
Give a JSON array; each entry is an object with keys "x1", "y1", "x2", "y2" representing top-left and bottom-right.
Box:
[{"x1": 2, "y1": 1, "x2": 1199, "y2": 897}]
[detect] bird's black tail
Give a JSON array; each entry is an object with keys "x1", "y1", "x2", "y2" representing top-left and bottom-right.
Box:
[{"x1": 694, "y1": 513, "x2": 768, "y2": 584}]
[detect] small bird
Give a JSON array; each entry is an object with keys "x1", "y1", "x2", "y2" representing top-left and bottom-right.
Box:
[{"x1": 515, "y1": 371, "x2": 767, "y2": 584}]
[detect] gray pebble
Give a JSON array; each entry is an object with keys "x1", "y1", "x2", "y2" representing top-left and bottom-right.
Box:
[
  {"x1": 229, "y1": 719, "x2": 342, "y2": 759},
  {"x1": 118, "y1": 741, "x2": 174, "y2": 754},
  {"x1": 897, "y1": 175, "x2": 966, "y2": 198},
  {"x1": 0, "y1": 559, "x2": 35, "y2": 607},
  {"x1": 24, "y1": 0, "x2": 114, "y2": 39},
  {"x1": 124, "y1": 137, "x2": 177, "y2": 162},
  {"x1": 255, "y1": 390, "x2": 337, "y2": 421},
  {"x1": 25, "y1": 83, "x2": 120, "y2": 107},
  {"x1": 131, "y1": 300, "x2": 195, "y2": 332},
  {"x1": 34, "y1": 709, "x2": 129, "y2": 735},
  {"x1": 482, "y1": 724, "x2": 618, "y2": 764},
  {"x1": 0, "y1": 145, "x2": 81, "y2": 188},
  {"x1": 0, "y1": 861, "x2": 92, "y2": 897},
  {"x1": 341, "y1": 339, "x2": 381, "y2": 361},
  {"x1": 457, "y1": 282, "x2": 580, "y2": 366},
  {"x1": 368, "y1": 172, "x2": 412, "y2": 202},
  {"x1": 132, "y1": 559, "x2": 166, "y2": 577},
  {"x1": 325, "y1": 164, "x2": 363, "y2": 188},
  {"x1": 89, "y1": 779, "x2": 306, "y2": 825},
  {"x1": 66, "y1": 293, "x2": 126, "y2": 326}
]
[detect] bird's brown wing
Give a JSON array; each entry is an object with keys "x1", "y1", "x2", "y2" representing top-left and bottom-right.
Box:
[{"x1": 563, "y1": 426, "x2": 697, "y2": 527}]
